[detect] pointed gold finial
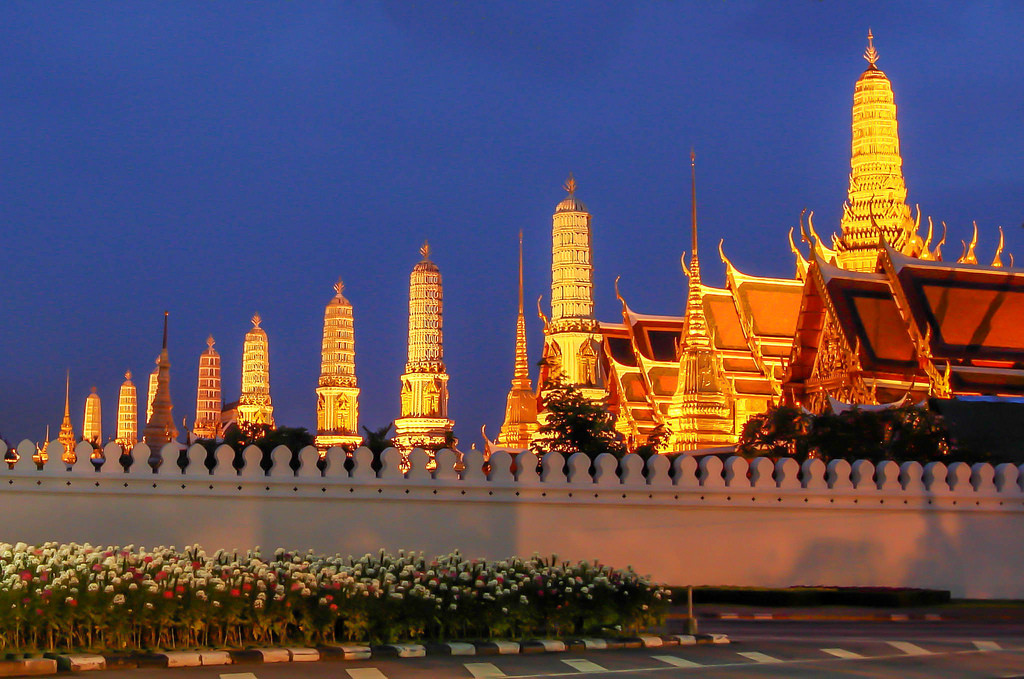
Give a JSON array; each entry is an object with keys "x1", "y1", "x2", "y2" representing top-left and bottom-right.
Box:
[
  {"x1": 334, "y1": 278, "x2": 344, "y2": 296},
  {"x1": 993, "y1": 226, "x2": 1005, "y2": 267},
  {"x1": 420, "y1": 240, "x2": 431, "y2": 260},
  {"x1": 251, "y1": 312, "x2": 262, "y2": 328},
  {"x1": 125, "y1": 369, "x2": 132, "y2": 381},
  {"x1": 206, "y1": 334, "x2": 215, "y2": 349},
  {"x1": 864, "y1": 28, "x2": 879, "y2": 67},
  {"x1": 563, "y1": 172, "x2": 576, "y2": 196}
]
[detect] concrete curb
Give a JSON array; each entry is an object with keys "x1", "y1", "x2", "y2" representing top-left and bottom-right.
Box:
[
  {"x1": 704, "y1": 611, "x2": 943, "y2": 622},
  {"x1": 7, "y1": 634, "x2": 729, "y2": 674}
]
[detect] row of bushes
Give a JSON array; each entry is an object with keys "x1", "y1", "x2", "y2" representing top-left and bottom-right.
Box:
[{"x1": 0, "y1": 543, "x2": 669, "y2": 652}]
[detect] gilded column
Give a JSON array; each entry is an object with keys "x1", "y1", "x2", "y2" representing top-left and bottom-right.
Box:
[
  {"x1": 315, "y1": 280, "x2": 362, "y2": 449},
  {"x1": 497, "y1": 231, "x2": 539, "y2": 448},
  {"x1": 394, "y1": 242, "x2": 454, "y2": 451},
  {"x1": 835, "y1": 30, "x2": 920, "y2": 271},
  {"x1": 542, "y1": 174, "x2": 604, "y2": 399},
  {"x1": 238, "y1": 314, "x2": 275, "y2": 428},
  {"x1": 116, "y1": 370, "x2": 138, "y2": 448},
  {"x1": 82, "y1": 386, "x2": 102, "y2": 443},
  {"x1": 193, "y1": 335, "x2": 222, "y2": 439},
  {"x1": 143, "y1": 311, "x2": 178, "y2": 447},
  {"x1": 668, "y1": 151, "x2": 735, "y2": 450}
]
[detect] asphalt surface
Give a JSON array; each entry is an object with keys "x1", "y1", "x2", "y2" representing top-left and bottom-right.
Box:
[{"x1": 76, "y1": 619, "x2": 1024, "y2": 678}]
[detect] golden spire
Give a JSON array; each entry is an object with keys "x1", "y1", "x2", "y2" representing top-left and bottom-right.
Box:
[
  {"x1": 194, "y1": 333, "x2": 222, "y2": 440},
  {"x1": 420, "y1": 241, "x2": 431, "y2": 261},
  {"x1": 564, "y1": 172, "x2": 576, "y2": 196},
  {"x1": 497, "y1": 231, "x2": 538, "y2": 448},
  {"x1": 58, "y1": 369, "x2": 76, "y2": 463},
  {"x1": 864, "y1": 28, "x2": 879, "y2": 68},
  {"x1": 82, "y1": 385, "x2": 102, "y2": 443},
  {"x1": 238, "y1": 310, "x2": 274, "y2": 428},
  {"x1": 683, "y1": 149, "x2": 710, "y2": 347},
  {"x1": 206, "y1": 334, "x2": 215, "y2": 349},
  {"x1": 316, "y1": 278, "x2": 361, "y2": 449},
  {"x1": 334, "y1": 278, "x2": 344, "y2": 296},
  {"x1": 251, "y1": 312, "x2": 261, "y2": 329},
  {"x1": 144, "y1": 311, "x2": 178, "y2": 447},
  {"x1": 690, "y1": 148, "x2": 698, "y2": 259},
  {"x1": 116, "y1": 369, "x2": 138, "y2": 449}
]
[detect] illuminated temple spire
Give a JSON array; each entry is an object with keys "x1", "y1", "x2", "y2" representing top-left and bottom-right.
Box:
[
  {"x1": 146, "y1": 355, "x2": 158, "y2": 424},
  {"x1": 116, "y1": 370, "x2": 138, "y2": 449},
  {"x1": 82, "y1": 386, "x2": 102, "y2": 443},
  {"x1": 497, "y1": 231, "x2": 539, "y2": 448},
  {"x1": 143, "y1": 311, "x2": 178, "y2": 448},
  {"x1": 394, "y1": 242, "x2": 454, "y2": 452},
  {"x1": 58, "y1": 370, "x2": 77, "y2": 463},
  {"x1": 315, "y1": 279, "x2": 361, "y2": 449},
  {"x1": 238, "y1": 313, "x2": 275, "y2": 428},
  {"x1": 541, "y1": 174, "x2": 604, "y2": 398},
  {"x1": 193, "y1": 335, "x2": 222, "y2": 439},
  {"x1": 835, "y1": 29, "x2": 920, "y2": 271},
  {"x1": 668, "y1": 150, "x2": 735, "y2": 451}
]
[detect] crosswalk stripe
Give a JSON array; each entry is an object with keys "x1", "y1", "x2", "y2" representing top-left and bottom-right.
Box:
[
  {"x1": 821, "y1": 648, "x2": 863, "y2": 659},
  {"x1": 973, "y1": 640, "x2": 1001, "y2": 651},
  {"x1": 652, "y1": 654, "x2": 702, "y2": 667},
  {"x1": 561, "y1": 658, "x2": 607, "y2": 672},
  {"x1": 887, "y1": 641, "x2": 931, "y2": 656},
  {"x1": 465, "y1": 662, "x2": 506, "y2": 677},
  {"x1": 220, "y1": 674, "x2": 258, "y2": 679},
  {"x1": 347, "y1": 669, "x2": 389, "y2": 679},
  {"x1": 738, "y1": 651, "x2": 782, "y2": 663}
]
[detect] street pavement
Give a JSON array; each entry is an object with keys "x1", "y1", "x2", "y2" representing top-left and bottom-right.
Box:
[{"x1": 77, "y1": 619, "x2": 1024, "y2": 678}]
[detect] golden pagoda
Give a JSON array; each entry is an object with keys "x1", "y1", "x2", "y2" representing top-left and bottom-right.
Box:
[
  {"x1": 192, "y1": 335, "x2": 222, "y2": 439},
  {"x1": 146, "y1": 355, "x2": 159, "y2": 425},
  {"x1": 834, "y1": 30, "x2": 922, "y2": 271},
  {"x1": 237, "y1": 313, "x2": 275, "y2": 428},
  {"x1": 496, "y1": 232, "x2": 539, "y2": 449},
  {"x1": 57, "y1": 370, "x2": 77, "y2": 463},
  {"x1": 394, "y1": 242, "x2": 454, "y2": 451},
  {"x1": 315, "y1": 280, "x2": 362, "y2": 449},
  {"x1": 116, "y1": 370, "x2": 138, "y2": 449},
  {"x1": 143, "y1": 311, "x2": 178, "y2": 447},
  {"x1": 538, "y1": 174, "x2": 605, "y2": 400},
  {"x1": 666, "y1": 151, "x2": 736, "y2": 450},
  {"x1": 82, "y1": 386, "x2": 102, "y2": 443}
]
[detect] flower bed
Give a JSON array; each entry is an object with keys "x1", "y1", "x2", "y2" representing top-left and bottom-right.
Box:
[{"x1": 0, "y1": 542, "x2": 669, "y2": 651}]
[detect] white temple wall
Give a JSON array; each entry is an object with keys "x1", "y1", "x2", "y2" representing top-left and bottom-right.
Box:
[{"x1": 1, "y1": 440, "x2": 1022, "y2": 599}]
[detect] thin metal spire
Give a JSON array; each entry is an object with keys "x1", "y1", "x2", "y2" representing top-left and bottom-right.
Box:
[
  {"x1": 690, "y1": 148, "x2": 698, "y2": 260},
  {"x1": 162, "y1": 311, "x2": 169, "y2": 350}
]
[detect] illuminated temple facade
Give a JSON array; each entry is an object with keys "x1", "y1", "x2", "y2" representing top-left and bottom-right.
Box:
[
  {"x1": 192, "y1": 335, "x2": 222, "y2": 439},
  {"x1": 496, "y1": 233, "x2": 539, "y2": 448},
  {"x1": 142, "y1": 312, "x2": 177, "y2": 448},
  {"x1": 315, "y1": 280, "x2": 361, "y2": 450},
  {"x1": 116, "y1": 370, "x2": 138, "y2": 448},
  {"x1": 237, "y1": 314, "x2": 275, "y2": 428},
  {"x1": 82, "y1": 386, "x2": 102, "y2": 443},
  {"x1": 394, "y1": 243, "x2": 453, "y2": 451}
]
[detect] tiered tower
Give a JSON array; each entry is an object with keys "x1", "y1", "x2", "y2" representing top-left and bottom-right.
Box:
[
  {"x1": 193, "y1": 335, "x2": 222, "y2": 439},
  {"x1": 82, "y1": 386, "x2": 102, "y2": 443},
  {"x1": 668, "y1": 151, "x2": 735, "y2": 450},
  {"x1": 835, "y1": 30, "x2": 920, "y2": 271},
  {"x1": 497, "y1": 232, "x2": 539, "y2": 449},
  {"x1": 542, "y1": 174, "x2": 604, "y2": 399},
  {"x1": 143, "y1": 312, "x2": 178, "y2": 447},
  {"x1": 116, "y1": 370, "x2": 138, "y2": 448},
  {"x1": 237, "y1": 313, "x2": 274, "y2": 428},
  {"x1": 394, "y1": 243, "x2": 453, "y2": 451},
  {"x1": 315, "y1": 280, "x2": 361, "y2": 449},
  {"x1": 146, "y1": 356, "x2": 159, "y2": 425},
  {"x1": 58, "y1": 370, "x2": 77, "y2": 463}
]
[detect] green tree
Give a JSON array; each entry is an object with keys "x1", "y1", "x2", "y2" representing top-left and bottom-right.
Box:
[
  {"x1": 634, "y1": 423, "x2": 671, "y2": 460},
  {"x1": 530, "y1": 378, "x2": 626, "y2": 460}
]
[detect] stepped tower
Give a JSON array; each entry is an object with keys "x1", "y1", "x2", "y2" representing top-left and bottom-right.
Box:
[
  {"x1": 193, "y1": 335, "x2": 222, "y2": 439},
  {"x1": 668, "y1": 151, "x2": 735, "y2": 450},
  {"x1": 541, "y1": 174, "x2": 604, "y2": 399},
  {"x1": 58, "y1": 370, "x2": 77, "y2": 463},
  {"x1": 143, "y1": 312, "x2": 178, "y2": 447},
  {"x1": 82, "y1": 386, "x2": 102, "y2": 443},
  {"x1": 237, "y1": 313, "x2": 275, "y2": 428},
  {"x1": 394, "y1": 242, "x2": 454, "y2": 451},
  {"x1": 116, "y1": 370, "x2": 138, "y2": 448},
  {"x1": 316, "y1": 280, "x2": 362, "y2": 449},
  {"x1": 497, "y1": 232, "x2": 539, "y2": 448},
  {"x1": 835, "y1": 30, "x2": 922, "y2": 271},
  {"x1": 146, "y1": 356, "x2": 159, "y2": 424}
]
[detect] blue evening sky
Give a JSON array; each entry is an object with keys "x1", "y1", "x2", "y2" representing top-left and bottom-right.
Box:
[{"x1": 2, "y1": 2, "x2": 1022, "y2": 444}]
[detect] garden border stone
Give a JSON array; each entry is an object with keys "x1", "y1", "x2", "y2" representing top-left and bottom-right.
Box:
[
  {"x1": 373, "y1": 643, "x2": 426, "y2": 658},
  {"x1": 427, "y1": 642, "x2": 476, "y2": 656},
  {"x1": 286, "y1": 647, "x2": 319, "y2": 662},
  {"x1": 199, "y1": 650, "x2": 232, "y2": 666},
  {"x1": 317, "y1": 644, "x2": 372, "y2": 660},
  {"x1": 44, "y1": 653, "x2": 105, "y2": 672},
  {"x1": 0, "y1": 658, "x2": 57, "y2": 677}
]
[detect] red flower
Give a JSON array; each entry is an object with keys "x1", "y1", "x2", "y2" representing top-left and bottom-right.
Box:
[
  {"x1": 329, "y1": 603, "x2": 338, "y2": 612},
  {"x1": 230, "y1": 589, "x2": 241, "y2": 597},
  {"x1": 163, "y1": 590, "x2": 174, "y2": 599},
  {"x1": 175, "y1": 585, "x2": 185, "y2": 595},
  {"x1": 19, "y1": 570, "x2": 31, "y2": 581},
  {"x1": 67, "y1": 598, "x2": 78, "y2": 607},
  {"x1": 143, "y1": 556, "x2": 153, "y2": 564},
  {"x1": 242, "y1": 583, "x2": 252, "y2": 592},
  {"x1": 154, "y1": 571, "x2": 168, "y2": 581}
]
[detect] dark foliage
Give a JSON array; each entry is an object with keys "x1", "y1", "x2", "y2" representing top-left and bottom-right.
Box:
[{"x1": 530, "y1": 378, "x2": 626, "y2": 460}]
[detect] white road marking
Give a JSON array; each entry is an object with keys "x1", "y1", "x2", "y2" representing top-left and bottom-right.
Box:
[
  {"x1": 465, "y1": 662, "x2": 506, "y2": 677},
  {"x1": 738, "y1": 651, "x2": 782, "y2": 663},
  {"x1": 347, "y1": 669, "x2": 389, "y2": 679},
  {"x1": 887, "y1": 640, "x2": 932, "y2": 656},
  {"x1": 974, "y1": 640, "x2": 1001, "y2": 651},
  {"x1": 821, "y1": 648, "x2": 863, "y2": 659},
  {"x1": 561, "y1": 658, "x2": 608, "y2": 672},
  {"x1": 651, "y1": 654, "x2": 702, "y2": 667},
  {"x1": 220, "y1": 674, "x2": 258, "y2": 679}
]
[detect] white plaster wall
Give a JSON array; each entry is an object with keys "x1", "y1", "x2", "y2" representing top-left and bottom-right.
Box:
[{"x1": 1, "y1": 440, "x2": 1021, "y2": 598}]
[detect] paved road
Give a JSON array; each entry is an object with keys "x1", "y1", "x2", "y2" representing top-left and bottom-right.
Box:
[{"x1": 83, "y1": 620, "x2": 1024, "y2": 678}]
